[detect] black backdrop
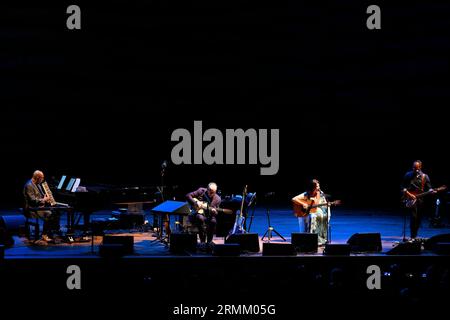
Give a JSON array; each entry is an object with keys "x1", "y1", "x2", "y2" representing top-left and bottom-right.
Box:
[{"x1": 1, "y1": 1, "x2": 449, "y2": 209}]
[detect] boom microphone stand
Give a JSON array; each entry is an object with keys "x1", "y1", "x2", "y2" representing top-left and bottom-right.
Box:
[{"x1": 152, "y1": 161, "x2": 169, "y2": 243}]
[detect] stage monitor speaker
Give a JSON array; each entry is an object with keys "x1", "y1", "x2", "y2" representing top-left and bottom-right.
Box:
[
  {"x1": 151, "y1": 201, "x2": 191, "y2": 215},
  {"x1": 225, "y1": 233, "x2": 260, "y2": 252},
  {"x1": 102, "y1": 235, "x2": 134, "y2": 255},
  {"x1": 262, "y1": 242, "x2": 296, "y2": 256},
  {"x1": 432, "y1": 242, "x2": 450, "y2": 255},
  {"x1": 169, "y1": 233, "x2": 197, "y2": 253},
  {"x1": 386, "y1": 242, "x2": 421, "y2": 255},
  {"x1": 0, "y1": 215, "x2": 26, "y2": 234},
  {"x1": 291, "y1": 233, "x2": 318, "y2": 253},
  {"x1": 347, "y1": 233, "x2": 382, "y2": 252},
  {"x1": 212, "y1": 243, "x2": 240, "y2": 256},
  {"x1": 423, "y1": 233, "x2": 450, "y2": 250},
  {"x1": 323, "y1": 244, "x2": 351, "y2": 256},
  {"x1": 0, "y1": 228, "x2": 13, "y2": 247},
  {"x1": 0, "y1": 215, "x2": 27, "y2": 247}
]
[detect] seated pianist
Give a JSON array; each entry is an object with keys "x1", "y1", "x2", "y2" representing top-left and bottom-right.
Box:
[{"x1": 23, "y1": 170, "x2": 61, "y2": 243}]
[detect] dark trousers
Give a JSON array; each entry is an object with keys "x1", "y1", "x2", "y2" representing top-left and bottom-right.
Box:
[
  {"x1": 30, "y1": 210, "x2": 60, "y2": 236},
  {"x1": 410, "y1": 203, "x2": 424, "y2": 239},
  {"x1": 190, "y1": 213, "x2": 217, "y2": 243}
]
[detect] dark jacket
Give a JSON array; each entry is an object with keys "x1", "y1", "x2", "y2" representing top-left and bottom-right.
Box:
[
  {"x1": 23, "y1": 179, "x2": 44, "y2": 213},
  {"x1": 186, "y1": 187, "x2": 221, "y2": 212}
]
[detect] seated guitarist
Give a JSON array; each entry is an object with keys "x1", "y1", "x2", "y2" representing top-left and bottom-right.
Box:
[
  {"x1": 402, "y1": 160, "x2": 436, "y2": 240},
  {"x1": 186, "y1": 182, "x2": 222, "y2": 245},
  {"x1": 292, "y1": 179, "x2": 330, "y2": 245}
]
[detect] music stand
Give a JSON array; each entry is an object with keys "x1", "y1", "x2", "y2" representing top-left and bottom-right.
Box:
[
  {"x1": 261, "y1": 193, "x2": 286, "y2": 242},
  {"x1": 150, "y1": 201, "x2": 191, "y2": 245}
]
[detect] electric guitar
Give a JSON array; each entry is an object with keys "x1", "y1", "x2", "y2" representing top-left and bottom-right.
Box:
[
  {"x1": 402, "y1": 185, "x2": 447, "y2": 208},
  {"x1": 230, "y1": 185, "x2": 247, "y2": 235},
  {"x1": 293, "y1": 199, "x2": 342, "y2": 218}
]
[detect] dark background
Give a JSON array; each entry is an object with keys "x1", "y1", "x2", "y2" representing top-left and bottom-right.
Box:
[{"x1": 1, "y1": 1, "x2": 449, "y2": 209}]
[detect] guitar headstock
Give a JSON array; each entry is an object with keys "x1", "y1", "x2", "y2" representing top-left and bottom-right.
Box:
[
  {"x1": 436, "y1": 185, "x2": 447, "y2": 192},
  {"x1": 332, "y1": 200, "x2": 342, "y2": 206}
]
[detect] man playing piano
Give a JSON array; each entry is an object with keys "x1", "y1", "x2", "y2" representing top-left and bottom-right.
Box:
[{"x1": 23, "y1": 170, "x2": 60, "y2": 243}]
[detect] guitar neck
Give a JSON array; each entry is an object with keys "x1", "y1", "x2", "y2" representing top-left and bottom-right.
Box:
[
  {"x1": 310, "y1": 202, "x2": 330, "y2": 209},
  {"x1": 415, "y1": 186, "x2": 445, "y2": 199},
  {"x1": 416, "y1": 190, "x2": 433, "y2": 199},
  {"x1": 238, "y1": 185, "x2": 248, "y2": 217}
]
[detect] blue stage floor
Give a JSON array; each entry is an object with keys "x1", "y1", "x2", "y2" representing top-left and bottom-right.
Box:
[{"x1": 2, "y1": 207, "x2": 450, "y2": 257}]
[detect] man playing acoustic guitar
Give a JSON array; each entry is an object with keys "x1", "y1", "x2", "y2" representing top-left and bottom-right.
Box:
[
  {"x1": 292, "y1": 179, "x2": 340, "y2": 245},
  {"x1": 186, "y1": 182, "x2": 222, "y2": 245}
]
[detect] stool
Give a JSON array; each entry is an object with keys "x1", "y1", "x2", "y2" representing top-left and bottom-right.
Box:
[
  {"x1": 25, "y1": 216, "x2": 40, "y2": 241},
  {"x1": 20, "y1": 209, "x2": 41, "y2": 241}
]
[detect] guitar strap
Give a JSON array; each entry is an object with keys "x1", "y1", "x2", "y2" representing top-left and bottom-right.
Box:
[{"x1": 421, "y1": 174, "x2": 426, "y2": 192}]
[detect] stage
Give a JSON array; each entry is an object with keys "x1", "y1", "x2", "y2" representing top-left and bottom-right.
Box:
[
  {"x1": 1, "y1": 207, "x2": 449, "y2": 317},
  {"x1": 2, "y1": 207, "x2": 449, "y2": 258}
]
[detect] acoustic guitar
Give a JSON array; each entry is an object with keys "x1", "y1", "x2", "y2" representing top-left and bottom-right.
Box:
[
  {"x1": 293, "y1": 199, "x2": 341, "y2": 218},
  {"x1": 191, "y1": 198, "x2": 233, "y2": 216}
]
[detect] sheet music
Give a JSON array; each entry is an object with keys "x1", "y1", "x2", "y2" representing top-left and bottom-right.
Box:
[
  {"x1": 57, "y1": 175, "x2": 66, "y2": 190},
  {"x1": 71, "y1": 178, "x2": 81, "y2": 192}
]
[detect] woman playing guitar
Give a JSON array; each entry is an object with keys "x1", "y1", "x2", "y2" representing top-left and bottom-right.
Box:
[{"x1": 292, "y1": 179, "x2": 341, "y2": 245}]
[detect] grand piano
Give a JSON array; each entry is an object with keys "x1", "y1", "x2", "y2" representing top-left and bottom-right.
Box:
[{"x1": 49, "y1": 177, "x2": 160, "y2": 231}]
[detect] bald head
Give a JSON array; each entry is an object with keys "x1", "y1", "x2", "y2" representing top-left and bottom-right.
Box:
[
  {"x1": 32, "y1": 170, "x2": 45, "y2": 184},
  {"x1": 412, "y1": 160, "x2": 423, "y2": 173},
  {"x1": 207, "y1": 182, "x2": 218, "y2": 198}
]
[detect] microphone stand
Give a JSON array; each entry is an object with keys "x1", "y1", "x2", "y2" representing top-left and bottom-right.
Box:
[
  {"x1": 261, "y1": 193, "x2": 286, "y2": 242},
  {"x1": 160, "y1": 162, "x2": 166, "y2": 202},
  {"x1": 246, "y1": 194, "x2": 257, "y2": 232},
  {"x1": 321, "y1": 190, "x2": 331, "y2": 244},
  {"x1": 154, "y1": 161, "x2": 168, "y2": 241},
  {"x1": 402, "y1": 207, "x2": 408, "y2": 242}
]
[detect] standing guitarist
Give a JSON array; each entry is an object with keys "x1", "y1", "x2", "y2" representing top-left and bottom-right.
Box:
[
  {"x1": 402, "y1": 160, "x2": 436, "y2": 240},
  {"x1": 186, "y1": 182, "x2": 222, "y2": 245},
  {"x1": 292, "y1": 179, "x2": 333, "y2": 245}
]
